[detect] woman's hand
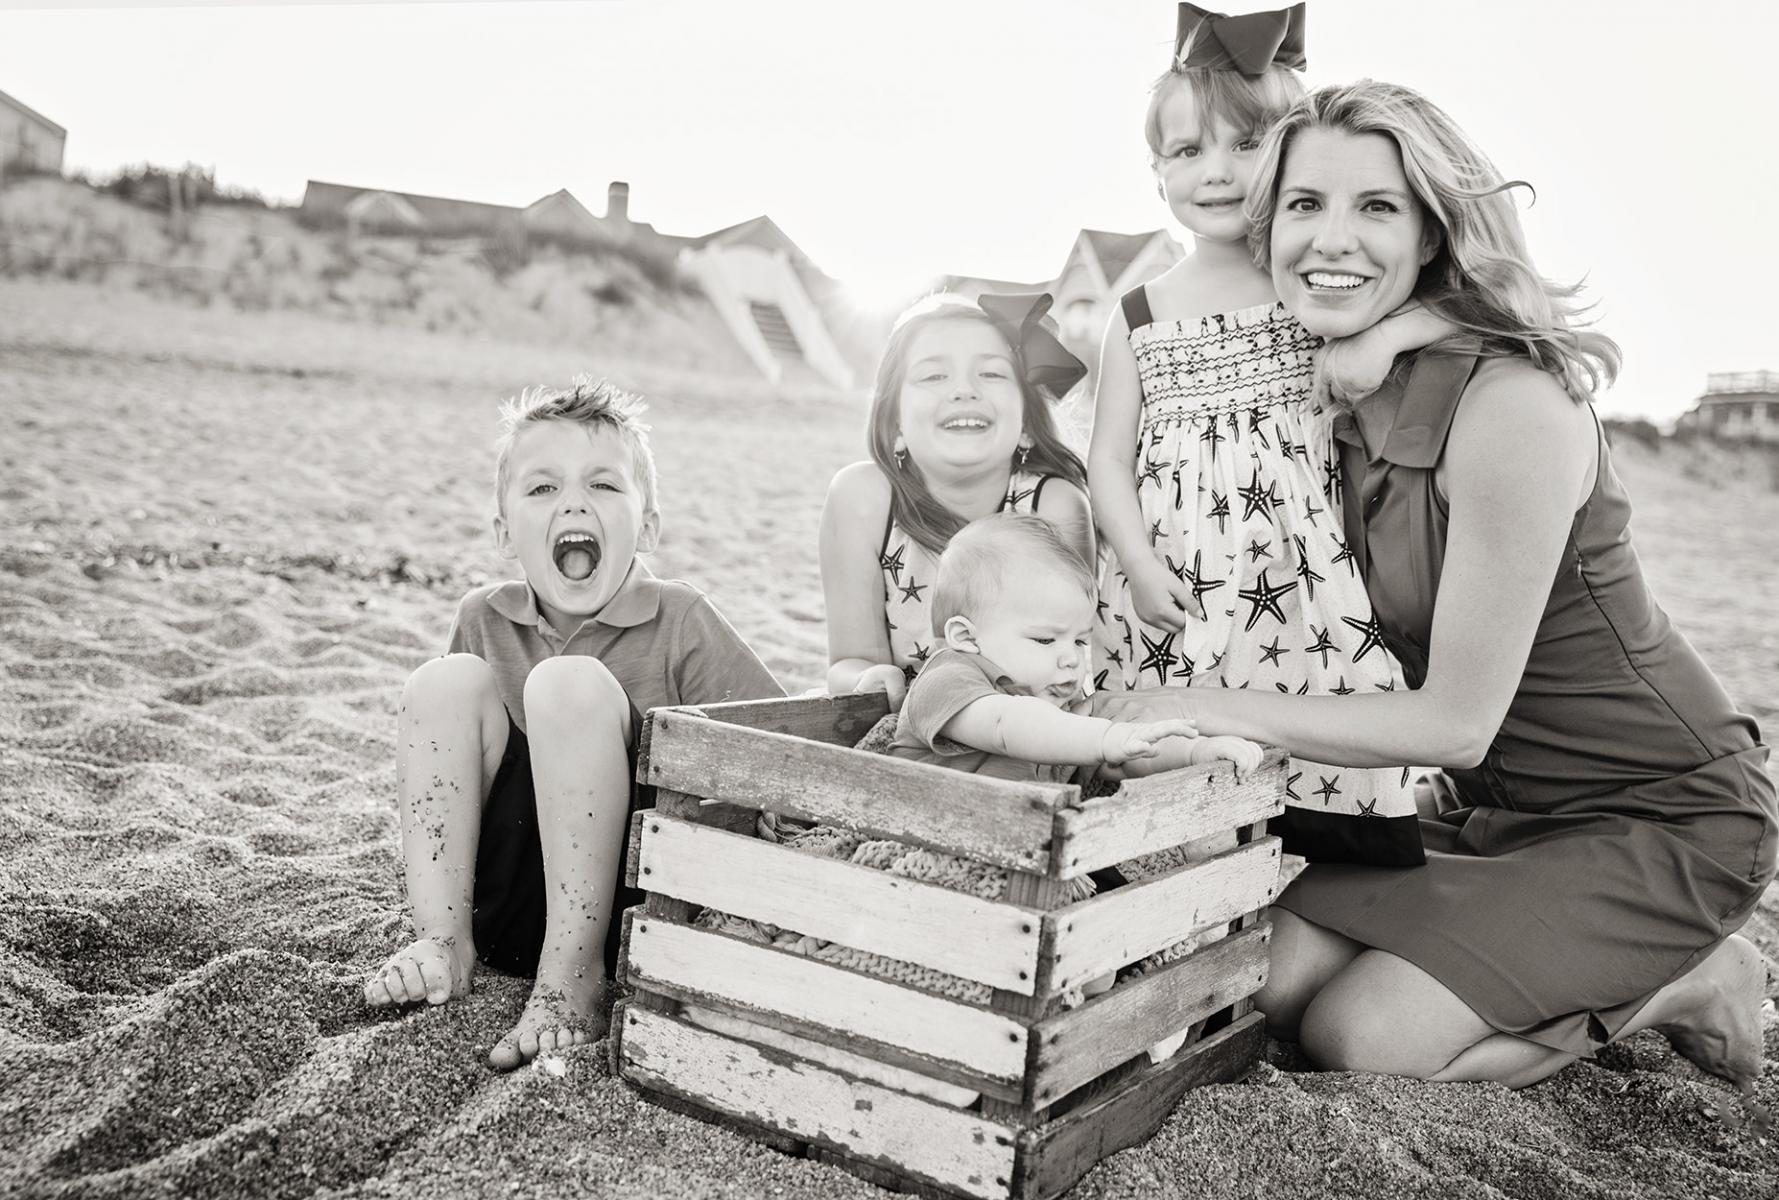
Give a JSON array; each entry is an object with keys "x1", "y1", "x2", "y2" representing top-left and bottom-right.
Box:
[
  {"x1": 852, "y1": 662, "x2": 908, "y2": 709},
  {"x1": 1128, "y1": 559, "x2": 1199, "y2": 631}
]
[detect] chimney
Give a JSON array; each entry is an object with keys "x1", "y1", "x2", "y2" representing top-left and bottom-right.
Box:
[{"x1": 607, "y1": 181, "x2": 630, "y2": 224}]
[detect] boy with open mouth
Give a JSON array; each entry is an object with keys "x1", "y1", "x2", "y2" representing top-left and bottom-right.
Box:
[{"x1": 364, "y1": 377, "x2": 781, "y2": 1070}]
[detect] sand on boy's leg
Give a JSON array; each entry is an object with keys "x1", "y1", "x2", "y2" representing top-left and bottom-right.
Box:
[
  {"x1": 486, "y1": 655, "x2": 631, "y2": 1071},
  {"x1": 364, "y1": 653, "x2": 506, "y2": 1008}
]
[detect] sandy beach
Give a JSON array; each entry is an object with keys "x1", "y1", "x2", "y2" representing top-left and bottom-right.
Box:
[{"x1": 2, "y1": 277, "x2": 1775, "y2": 1199}]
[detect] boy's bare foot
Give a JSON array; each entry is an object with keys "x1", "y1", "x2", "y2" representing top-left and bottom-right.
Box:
[
  {"x1": 488, "y1": 968, "x2": 609, "y2": 1071},
  {"x1": 1651, "y1": 934, "x2": 1769, "y2": 1093},
  {"x1": 363, "y1": 934, "x2": 476, "y2": 1008}
]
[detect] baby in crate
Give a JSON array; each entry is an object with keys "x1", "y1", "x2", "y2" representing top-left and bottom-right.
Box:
[{"x1": 888, "y1": 511, "x2": 1262, "y2": 787}]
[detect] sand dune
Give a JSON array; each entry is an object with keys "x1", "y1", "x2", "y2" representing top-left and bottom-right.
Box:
[{"x1": 1, "y1": 278, "x2": 1774, "y2": 1198}]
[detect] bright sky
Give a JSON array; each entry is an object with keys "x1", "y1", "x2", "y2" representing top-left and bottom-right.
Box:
[{"x1": 3, "y1": 0, "x2": 1775, "y2": 420}]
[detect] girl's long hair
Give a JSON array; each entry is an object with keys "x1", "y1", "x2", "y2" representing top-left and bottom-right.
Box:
[
  {"x1": 1246, "y1": 79, "x2": 1621, "y2": 401},
  {"x1": 868, "y1": 295, "x2": 1087, "y2": 555}
]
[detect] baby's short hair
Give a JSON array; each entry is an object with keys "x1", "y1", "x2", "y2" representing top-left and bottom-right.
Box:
[
  {"x1": 492, "y1": 375, "x2": 658, "y2": 517},
  {"x1": 931, "y1": 513, "x2": 1095, "y2": 635}
]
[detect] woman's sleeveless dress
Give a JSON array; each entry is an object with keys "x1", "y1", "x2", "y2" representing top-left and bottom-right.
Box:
[
  {"x1": 882, "y1": 469, "x2": 1051, "y2": 679},
  {"x1": 1277, "y1": 350, "x2": 1778, "y2": 1054},
  {"x1": 1091, "y1": 293, "x2": 1420, "y2": 863}
]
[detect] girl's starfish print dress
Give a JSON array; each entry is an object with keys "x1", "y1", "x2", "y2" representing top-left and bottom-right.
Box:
[{"x1": 1092, "y1": 291, "x2": 1419, "y2": 863}]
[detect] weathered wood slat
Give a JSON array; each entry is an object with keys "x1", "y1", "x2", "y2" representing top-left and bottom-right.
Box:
[
  {"x1": 1044, "y1": 838, "x2": 1282, "y2": 993},
  {"x1": 638, "y1": 814, "x2": 1045, "y2": 995},
  {"x1": 1052, "y1": 750, "x2": 1287, "y2": 880},
  {"x1": 643, "y1": 708, "x2": 1072, "y2": 873},
  {"x1": 670, "y1": 692, "x2": 891, "y2": 747},
  {"x1": 619, "y1": 1005, "x2": 1019, "y2": 1200},
  {"x1": 982, "y1": 871, "x2": 1071, "y2": 1123},
  {"x1": 1028, "y1": 923, "x2": 1272, "y2": 1106},
  {"x1": 626, "y1": 914, "x2": 1028, "y2": 1091},
  {"x1": 634, "y1": 790, "x2": 703, "y2": 1017},
  {"x1": 681, "y1": 1005, "x2": 981, "y2": 1108},
  {"x1": 1014, "y1": 1013, "x2": 1266, "y2": 1200}
]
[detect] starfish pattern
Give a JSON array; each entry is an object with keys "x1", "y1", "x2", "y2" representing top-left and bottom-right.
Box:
[
  {"x1": 1093, "y1": 668, "x2": 1109, "y2": 692},
  {"x1": 1313, "y1": 776, "x2": 1342, "y2": 804},
  {"x1": 1330, "y1": 676, "x2": 1355, "y2": 696},
  {"x1": 911, "y1": 642, "x2": 931, "y2": 663},
  {"x1": 1105, "y1": 647, "x2": 1123, "y2": 668},
  {"x1": 897, "y1": 576, "x2": 927, "y2": 603},
  {"x1": 1330, "y1": 535, "x2": 1358, "y2": 576},
  {"x1": 1175, "y1": 549, "x2": 1227, "y2": 606},
  {"x1": 1302, "y1": 498, "x2": 1324, "y2": 527},
  {"x1": 1148, "y1": 518, "x2": 1164, "y2": 546},
  {"x1": 1237, "y1": 568, "x2": 1298, "y2": 631},
  {"x1": 1258, "y1": 637, "x2": 1288, "y2": 667},
  {"x1": 1238, "y1": 472, "x2": 1276, "y2": 523},
  {"x1": 1246, "y1": 538, "x2": 1274, "y2": 563},
  {"x1": 1137, "y1": 629, "x2": 1179, "y2": 685},
  {"x1": 1306, "y1": 624, "x2": 1338, "y2": 668},
  {"x1": 1293, "y1": 534, "x2": 1325, "y2": 601},
  {"x1": 1006, "y1": 484, "x2": 1037, "y2": 509},
  {"x1": 1208, "y1": 491, "x2": 1231, "y2": 535},
  {"x1": 1341, "y1": 612, "x2": 1388, "y2": 662},
  {"x1": 1138, "y1": 454, "x2": 1167, "y2": 491},
  {"x1": 879, "y1": 542, "x2": 906, "y2": 584},
  {"x1": 1171, "y1": 650, "x2": 1197, "y2": 681},
  {"x1": 1357, "y1": 798, "x2": 1380, "y2": 817},
  {"x1": 1200, "y1": 421, "x2": 1225, "y2": 463},
  {"x1": 1285, "y1": 770, "x2": 1303, "y2": 803}
]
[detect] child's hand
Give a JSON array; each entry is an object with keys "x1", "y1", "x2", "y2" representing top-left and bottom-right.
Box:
[
  {"x1": 1314, "y1": 302, "x2": 1455, "y2": 407},
  {"x1": 853, "y1": 663, "x2": 908, "y2": 709},
  {"x1": 1129, "y1": 560, "x2": 1199, "y2": 631},
  {"x1": 1100, "y1": 718, "x2": 1199, "y2": 766},
  {"x1": 1197, "y1": 735, "x2": 1265, "y2": 780}
]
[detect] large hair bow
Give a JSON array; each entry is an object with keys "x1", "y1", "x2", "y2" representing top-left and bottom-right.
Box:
[
  {"x1": 1175, "y1": 2, "x2": 1307, "y2": 77},
  {"x1": 976, "y1": 292, "x2": 1087, "y2": 398}
]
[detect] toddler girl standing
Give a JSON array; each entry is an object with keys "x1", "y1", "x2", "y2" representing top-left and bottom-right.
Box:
[{"x1": 1091, "y1": 3, "x2": 1441, "y2": 863}]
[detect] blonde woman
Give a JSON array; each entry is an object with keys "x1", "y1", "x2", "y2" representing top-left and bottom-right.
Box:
[{"x1": 1106, "y1": 79, "x2": 1776, "y2": 1098}]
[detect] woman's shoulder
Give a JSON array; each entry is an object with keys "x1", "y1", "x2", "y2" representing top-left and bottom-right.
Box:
[{"x1": 1449, "y1": 354, "x2": 1594, "y2": 465}]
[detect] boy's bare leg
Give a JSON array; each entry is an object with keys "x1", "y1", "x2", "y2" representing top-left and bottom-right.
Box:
[
  {"x1": 488, "y1": 657, "x2": 632, "y2": 1070},
  {"x1": 366, "y1": 654, "x2": 507, "y2": 1008}
]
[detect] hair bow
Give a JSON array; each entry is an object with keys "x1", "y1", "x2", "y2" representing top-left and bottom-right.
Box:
[
  {"x1": 975, "y1": 292, "x2": 1087, "y2": 397},
  {"x1": 1174, "y1": 3, "x2": 1307, "y2": 77}
]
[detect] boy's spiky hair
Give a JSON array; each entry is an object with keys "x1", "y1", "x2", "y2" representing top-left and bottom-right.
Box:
[{"x1": 492, "y1": 375, "x2": 658, "y2": 517}]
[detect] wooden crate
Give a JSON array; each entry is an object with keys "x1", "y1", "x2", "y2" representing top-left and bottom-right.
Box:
[{"x1": 612, "y1": 691, "x2": 1286, "y2": 1200}]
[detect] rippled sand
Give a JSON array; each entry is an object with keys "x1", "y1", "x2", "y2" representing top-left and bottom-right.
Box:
[{"x1": 2, "y1": 279, "x2": 1774, "y2": 1199}]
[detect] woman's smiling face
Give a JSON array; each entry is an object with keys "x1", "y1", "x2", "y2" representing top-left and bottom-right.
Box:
[{"x1": 1269, "y1": 126, "x2": 1437, "y2": 339}]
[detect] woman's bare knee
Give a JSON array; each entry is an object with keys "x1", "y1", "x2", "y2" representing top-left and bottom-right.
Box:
[
  {"x1": 523, "y1": 657, "x2": 630, "y2": 740},
  {"x1": 1256, "y1": 910, "x2": 1364, "y2": 1042},
  {"x1": 1298, "y1": 951, "x2": 1490, "y2": 1078}
]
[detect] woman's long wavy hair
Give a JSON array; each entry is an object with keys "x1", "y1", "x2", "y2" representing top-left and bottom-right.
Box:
[
  {"x1": 1246, "y1": 79, "x2": 1621, "y2": 401},
  {"x1": 868, "y1": 295, "x2": 1088, "y2": 556}
]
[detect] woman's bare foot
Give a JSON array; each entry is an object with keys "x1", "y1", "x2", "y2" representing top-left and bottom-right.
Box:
[
  {"x1": 1649, "y1": 934, "x2": 1769, "y2": 1093},
  {"x1": 363, "y1": 933, "x2": 476, "y2": 1008},
  {"x1": 488, "y1": 967, "x2": 609, "y2": 1071}
]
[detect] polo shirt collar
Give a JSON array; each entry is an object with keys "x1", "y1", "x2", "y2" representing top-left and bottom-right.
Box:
[{"x1": 485, "y1": 559, "x2": 663, "y2": 632}]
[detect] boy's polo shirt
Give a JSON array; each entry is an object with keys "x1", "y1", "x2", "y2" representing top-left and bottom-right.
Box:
[{"x1": 446, "y1": 560, "x2": 782, "y2": 735}]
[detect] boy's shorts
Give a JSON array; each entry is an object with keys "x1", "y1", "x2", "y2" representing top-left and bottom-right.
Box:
[{"x1": 471, "y1": 706, "x2": 647, "y2": 979}]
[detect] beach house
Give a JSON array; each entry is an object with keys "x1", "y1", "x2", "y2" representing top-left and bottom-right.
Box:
[
  {"x1": 0, "y1": 86, "x2": 66, "y2": 177},
  {"x1": 1676, "y1": 371, "x2": 1779, "y2": 444},
  {"x1": 298, "y1": 178, "x2": 854, "y2": 390}
]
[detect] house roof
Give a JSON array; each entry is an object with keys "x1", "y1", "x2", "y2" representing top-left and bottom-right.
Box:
[
  {"x1": 0, "y1": 87, "x2": 66, "y2": 136},
  {"x1": 1080, "y1": 228, "x2": 1168, "y2": 285}
]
